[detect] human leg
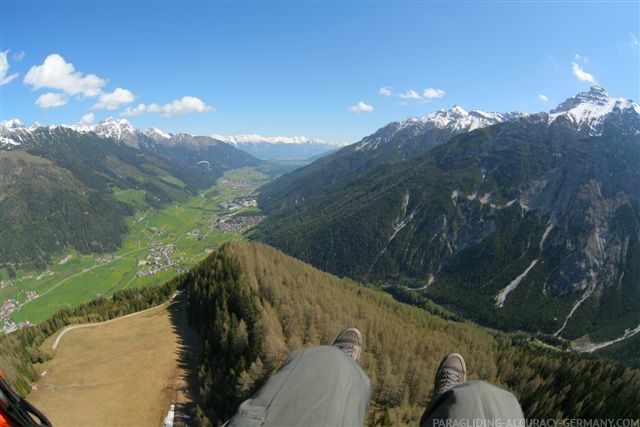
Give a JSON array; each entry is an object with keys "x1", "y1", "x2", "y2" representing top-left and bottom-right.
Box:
[
  {"x1": 420, "y1": 354, "x2": 524, "y2": 427},
  {"x1": 226, "y1": 330, "x2": 371, "y2": 427}
]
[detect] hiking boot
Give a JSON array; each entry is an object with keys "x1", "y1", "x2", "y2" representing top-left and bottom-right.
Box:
[
  {"x1": 333, "y1": 327, "x2": 362, "y2": 363},
  {"x1": 433, "y1": 353, "x2": 467, "y2": 397}
]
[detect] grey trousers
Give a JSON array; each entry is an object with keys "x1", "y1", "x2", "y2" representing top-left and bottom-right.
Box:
[
  {"x1": 420, "y1": 381, "x2": 525, "y2": 427},
  {"x1": 227, "y1": 347, "x2": 524, "y2": 427},
  {"x1": 226, "y1": 346, "x2": 372, "y2": 427}
]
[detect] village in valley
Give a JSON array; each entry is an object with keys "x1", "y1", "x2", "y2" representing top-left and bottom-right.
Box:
[{"x1": 0, "y1": 168, "x2": 270, "y2": 334}]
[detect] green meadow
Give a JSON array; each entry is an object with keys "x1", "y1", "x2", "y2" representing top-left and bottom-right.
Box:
[{"x1": 1, "y1": 167, "x2": 269, "y2": 326}]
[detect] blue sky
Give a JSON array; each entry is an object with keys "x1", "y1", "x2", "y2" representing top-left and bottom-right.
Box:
[{"x1": 1, "y1": 1, "x2": 639, "y2": 142}]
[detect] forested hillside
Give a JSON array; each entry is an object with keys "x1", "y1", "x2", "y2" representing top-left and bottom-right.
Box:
[
  {"x1": 178, "y1": 241, "x2": 640, "y2": 425},
  {"x1": 255, "y1": 114, "x2": 640, "y2": 345}
]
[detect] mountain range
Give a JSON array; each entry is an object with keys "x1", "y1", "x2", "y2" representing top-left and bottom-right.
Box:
[
  {"x1": 212, "y1": 134, "x2": 347, "y2": 160},
  {"x1": 254, "y1": 86, "x2": 640, "y2": 349},
  {"x1": 0, "y1": 118, "x2": 342, "y2": 161},
  {"x1": 0, "y1": 119, "x2": 263, "y2": 269}
]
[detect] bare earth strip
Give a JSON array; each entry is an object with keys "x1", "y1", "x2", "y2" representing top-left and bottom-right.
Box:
[{"x1": 27, "y1": 300, "x2": 195, "y2": 427}]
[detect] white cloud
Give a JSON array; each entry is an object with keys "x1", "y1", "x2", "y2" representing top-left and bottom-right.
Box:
[
  {"x1": 93, "y1": 87, "x2": 135, "y2": 110},
  {"x1": 349, "y1": 101, "x2": 374, "y2": 113},
  {"x1": 399, "y1": 90, "x2": 422, "y2": 100},
  {"x1": 539, "y1": 94, "x2": 548, "y2": 102},
  {"x1": 630, "y1": 32, "x2": 639, "y2": 49},
  {"x1": 35, "y1": 92, "x2": 68, "y2": 109},
  {"x1": 572, "y1": 62, "x2": 596, "y2": 83},
  {"x1": 378, "y1": 86, "x2": 392, "y2": 96},
  {"x1": 0, "y1": 50, "x2": 19, "y2": 85},
  {"x1": 160, "y1": 96, "x2": 213, "y2": 117},
  {"x1": 81, "y1": 113, "x2": 95, "y2": 124},
  {"x1": 423, "y1": 88, "x2": 445, "y2": 99},
  {"x1": 12, "y1": 51, "x2": 26, "y2": 62},
  {"x1": 24, "y1": 53, "x2": 105, "y2": 97},
  {"x1": 121, "y1": 98, "x2": 213, "y2": 117},
  {"x1": 121, "y1": 103, "x2": 148, "y2": 117}
]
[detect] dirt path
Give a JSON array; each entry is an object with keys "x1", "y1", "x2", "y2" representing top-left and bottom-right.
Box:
[
  {"x1": 51, "y1": 297, "x2": 175, "y2": 350},
  {"x1": 27, "y1": 297, "x2": 197, "y2": 427}
]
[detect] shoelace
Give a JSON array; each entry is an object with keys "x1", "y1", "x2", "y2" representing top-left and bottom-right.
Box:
[
  {"x1": 336, "y1": 344, "x2": 360, "y2": 359},
  {"x1": 436, "y1": 369, "x2": 462, "y2": 395}
]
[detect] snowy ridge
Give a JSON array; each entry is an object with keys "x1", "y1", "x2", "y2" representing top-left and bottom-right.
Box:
[
  {"x1": 211, "y1": 134, "x2": 345, "y2": 146},
  {"x1": 357, "y1": 105, "x2": 528, "y2": 151},
  {"x1": 548, "y1": 85, "x2": 640, "y2": 135},
  {"x1": 397, "y1": 105, "x2": 526, "y2": 134},
  {"x1": 143, "y1": 127, "x2": 171, "y2": 140}
]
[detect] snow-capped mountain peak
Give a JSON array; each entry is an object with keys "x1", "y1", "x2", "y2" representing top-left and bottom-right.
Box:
[
  {"x1": 548, "y1": 86, "x2": 640, "y2": 135},
  {"x1": 0, "y1": 118, "x2": 25, "y2": 130},
  {"x1": 91, "y1": 117, "x2": 138, "y2": 141}
]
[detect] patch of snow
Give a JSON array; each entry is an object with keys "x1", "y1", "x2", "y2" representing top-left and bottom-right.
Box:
[
  {"x1": 495, "y1": 259, "x2": 539, "y2": 307},
  {"x1": 163, "y1": 404, "x2": 175, "y2": 427}
]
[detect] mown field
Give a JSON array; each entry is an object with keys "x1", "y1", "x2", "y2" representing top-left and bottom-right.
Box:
[
  {"x1": 1, "y1": 167, "x2": 269, "y2": 327},
  {"x1": 27, "y1": 300, "x2": 189, "y2": 427}
]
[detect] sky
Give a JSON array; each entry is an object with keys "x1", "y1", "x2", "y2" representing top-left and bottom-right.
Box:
[{"x1": 1, "y1": 1, "x2": 639, "y2": 143}]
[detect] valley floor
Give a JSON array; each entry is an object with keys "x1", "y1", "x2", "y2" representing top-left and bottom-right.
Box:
[
  {"x1": 1, "y1": 167, "x2": 269, "y2": 331},
  {"x1": 26, "y1": 297, "x2": 199, "y2": 427}
]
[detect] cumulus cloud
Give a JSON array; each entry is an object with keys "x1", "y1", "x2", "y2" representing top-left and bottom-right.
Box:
[
  {"x1": 539, "y1": 94, "x2": 548, "y2": 102},
  {"x1": 121, "y1": 103, "x2": 148, "y2": 117},
  {"x1": 378, "y1": 86, "x2": 392, "y2": 96},
  {"x1": 35, "y1": 92, "x2": 68, "y2": 109},
  {"x1": 0, "y1": 50, "x2": 19, "y2": 85},
  {"x1": 93, "y1": 87, "x2": 135, "y2": 110},
  {"x1": 81, "y1": 112, "x2": 95, "y2": 124},
  {"x1": 423, "y1": 88, "x2": 445, "y2": 99},
  {"x1": 24, "y1": 54, "x2": 105, "y2": 97},
  {"x1": 572, "y1": 62, "x2": 596, "y2": 83},
  {"x1": 121, "y1": 97, "x2": 213, "y2": 117},
  {"x1": 399, "y1": 90, "x2": 422, "y2": 100},
  {"x1": 349, "y1": 101, "x2": 374, "y2": 113},
  {"x1": 161, "y1": 96, "x2": 214, "y2": 117}
]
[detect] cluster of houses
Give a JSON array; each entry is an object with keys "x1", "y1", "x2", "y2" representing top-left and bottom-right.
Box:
[
  {"x1": 1, "y1": 290, "x2": 37, "y2": 334},
  {"x1": 136, "y1": 240, "x2": 177, "y2": 277},
  {"x1": 211, "y1": 214, "x2": 266, "y2": 233}
]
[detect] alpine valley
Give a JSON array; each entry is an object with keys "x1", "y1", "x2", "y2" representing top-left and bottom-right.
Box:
[
  {"x1": 2, "y1": 87, "x2": 640, "y2": 424},
  {"x1": 0, "y1": 118, "x2": 263, "y2": 269},
  {"x1": 255, "y1": 86, "x2": 640, "y2": 360}
]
